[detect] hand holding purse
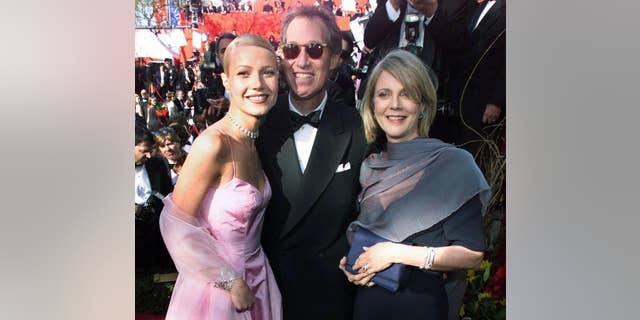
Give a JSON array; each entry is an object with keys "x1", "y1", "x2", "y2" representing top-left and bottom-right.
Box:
[{"x1": 345, "y1": 227, "x2": 408, "y2": 292}]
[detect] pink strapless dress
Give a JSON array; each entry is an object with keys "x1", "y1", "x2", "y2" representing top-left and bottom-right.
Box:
[{"x1": 159, "y1": 175, "x2": 282, "y2": 320}]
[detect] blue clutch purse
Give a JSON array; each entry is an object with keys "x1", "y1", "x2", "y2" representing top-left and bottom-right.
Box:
[{"x1": 346, "y1": 227, "x2": 408, "y2": 292}]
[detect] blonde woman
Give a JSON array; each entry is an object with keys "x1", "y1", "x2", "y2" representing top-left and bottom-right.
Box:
[
  {"x1": 159, "y1": 34, "x2": 282, "y2": 319},
  {"x1": 339, "y1": 49, "x2": 491, "y2": 320}
]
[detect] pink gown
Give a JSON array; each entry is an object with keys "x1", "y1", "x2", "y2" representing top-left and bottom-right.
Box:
[{"x1": 159, "y1": 130, "x2": 282, "y2": 320}]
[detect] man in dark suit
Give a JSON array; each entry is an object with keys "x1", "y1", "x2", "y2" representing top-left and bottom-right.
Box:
[
  {"x1": 360, "y1": 0, "x2": 470, "y2": 100},
  {"x1": 154, "y1": 58, "x2": 177, "y2": 99},
  {"x1": 176, "y1": 61, "x2": 196, "y2": 92},
  {"x1": 172, "y1": 89, "x2": 187, "y2": 117},
  {"x1": 257, "y1": 6, "x2": 367, "y2": 320},
  {"x1": 134, "y1": 123, "x2": 174, "y2": 273},
  {"x1": 444, "y1": 0, "x2": 505, "y2": 156}
]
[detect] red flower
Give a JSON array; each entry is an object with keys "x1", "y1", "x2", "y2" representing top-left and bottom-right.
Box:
[
  {"x1": 156, "y1": 108, "x2": 169, "y2": 120},
  {"x1": 489, "y1": 265, "x2": 506, "y2": 300}
]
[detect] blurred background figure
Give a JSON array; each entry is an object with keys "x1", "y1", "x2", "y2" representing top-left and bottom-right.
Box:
[
  {"x1": 155, "y1": 58, "x2": 178, "y2": 99},
  {"x1": 328, "y1": 30, "x2": 357, "y2": 108},
  {"x1": 135, "y1": 122, "x2": 174, "y2": 274},
  {"x1": 135, "y1": 94, "x2": 145, "y2": 121},
  {"x1": 165, "y1": 91, "x2": 180, "y2": 118},
  {"x1": 146, "y1": 95, "x2": 164, "y2": 131},
  {"x1": 153, "y1": 127, "x2": 188, "y2": 186}
]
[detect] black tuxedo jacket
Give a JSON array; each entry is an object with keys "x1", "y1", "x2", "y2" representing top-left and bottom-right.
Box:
[
  {"x1": 177, "y1": 68, "x2": 195, "y2": 92},
  {"x1": 257, "y1": 95, "x2": 367, "y2": 320},
  {"x1": 172, "y1": 98, "x2": 186, "y2": 113},
  {"x1": 448, "y1": 0, "x2": 505, "y2": 128},
  {"x1": 143, "y1": 157, "x2": 173, "y2": 203},
  {"x1": 136, "y1": 157, "x2": 174, "y2": 272},
  {"x1": 154, "y1": 68, "x2": 177, "y2": 91}
]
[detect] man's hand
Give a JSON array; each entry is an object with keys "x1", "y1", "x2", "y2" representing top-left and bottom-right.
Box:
[
  {"x1": 408, "y1": 0, "x2": 438, "y2": 17},
  {"x1": 482, "y1": 104, "x2": 502, "y2": 124}
]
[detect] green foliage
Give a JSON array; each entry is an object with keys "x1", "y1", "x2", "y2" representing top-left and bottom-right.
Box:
[
  {"x1": 459, "y1": 122, "x2": 506, "y2": 320},
  {"x1": 135, "y1": 272, "x2": 174, "y2": 315}
]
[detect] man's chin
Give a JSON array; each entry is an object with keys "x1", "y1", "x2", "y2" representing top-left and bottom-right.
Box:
[{"x1": 291, "y1": 89, "x2": 323, "y2": 101}]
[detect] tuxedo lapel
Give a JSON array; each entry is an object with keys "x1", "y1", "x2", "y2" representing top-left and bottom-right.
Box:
[
  {"x1": 474, "y1": 0, "x2": 503, "y2": 36},
  {"x1": 468, "y1": 1, "x2": 488, "y2": 32},
  {"x1": 277, "y1": 135, "x2": 304, "y2": 204},
  {"x1": 280, "y1": 101, "x2": 351, "y2": 238},
  {"x1": 262, "y1": 99, "x2": 304, "y2": 206}
]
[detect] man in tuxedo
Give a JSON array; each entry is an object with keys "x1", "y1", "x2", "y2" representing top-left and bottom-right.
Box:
[
  {"x1": 172, "y1": 89, "x2": 187, "y2": 117},
  {"x1": 257, "y1": 6, "x2": 367, "y2": 320},
  {"x1": 134, "y1": 123, "x2": 174, "y2": 273},
  {"x1": 154, "y1": 58, "x2": 177, "y2": 99},
  {"x1": 176, "y1": 61, "x2": 195, "y2": 92},
  {"x1": 444, "y1": 0, "x2": 505, "y2": 156},
  {"x1": 138, "y1": 89, "x2": 150, "y2": 122}
]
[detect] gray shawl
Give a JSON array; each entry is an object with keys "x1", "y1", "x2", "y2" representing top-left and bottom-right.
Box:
[{"x1": 347, "y1": 138, "x2": 491, "y2": 243}]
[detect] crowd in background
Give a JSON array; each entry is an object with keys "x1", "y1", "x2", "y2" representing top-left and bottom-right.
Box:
[{"x1": 165, "y1": 0, "x2": 372, "y2": 23}]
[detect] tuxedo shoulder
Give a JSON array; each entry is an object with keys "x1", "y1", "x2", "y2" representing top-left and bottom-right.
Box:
[{"x1": 146, "y1": 156, "x2": 168, "y2": 169}]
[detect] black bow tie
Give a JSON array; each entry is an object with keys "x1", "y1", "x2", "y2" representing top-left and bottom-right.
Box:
[{"x1": 290, "y1": 110, "x2": 321, "y2": 131}]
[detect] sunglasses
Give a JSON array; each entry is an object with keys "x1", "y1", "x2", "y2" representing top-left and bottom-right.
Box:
[{"x1": 281, "y1": 42, "x2": 328, "y2": 60}]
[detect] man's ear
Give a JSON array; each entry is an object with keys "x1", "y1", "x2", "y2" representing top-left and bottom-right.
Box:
[{"x1": 221, "y1": 72, "x2": 229, "y2": 90}]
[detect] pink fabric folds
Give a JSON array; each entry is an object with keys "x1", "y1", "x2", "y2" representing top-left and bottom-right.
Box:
[{"x1": 159, "y1": 177, "x2": 282, "y2": 319}]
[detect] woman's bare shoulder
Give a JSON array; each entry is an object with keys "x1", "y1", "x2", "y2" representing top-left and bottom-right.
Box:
[{"x1": 189, "y1": 126, "x2": 229, "y2": 163}]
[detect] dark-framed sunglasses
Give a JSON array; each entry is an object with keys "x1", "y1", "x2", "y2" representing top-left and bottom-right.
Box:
[{"x1": 280, "y1": 42, "x2": 328, "y2": 60}]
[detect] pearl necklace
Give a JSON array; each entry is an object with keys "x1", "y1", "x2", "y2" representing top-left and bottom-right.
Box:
[{"x1": 227, "y1": 113, "x2": 259, "y2": 139}]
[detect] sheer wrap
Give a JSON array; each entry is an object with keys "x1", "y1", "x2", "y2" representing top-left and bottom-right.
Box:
[
  {"x1": 348, "y1": 138, "x2": 491, "y2": 243},
  {"x1": 159, "y1": 194, "x2": 241, "y2": 284}
]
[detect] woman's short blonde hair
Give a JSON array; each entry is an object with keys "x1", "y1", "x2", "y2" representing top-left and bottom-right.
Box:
[
  {"x1": 153, "y1": 127, "x2": 181, "y2": 146},
  {"x1": 223, "y1": 34, "x2": 277, "y2": 74},
  {"x1": 360, "y1": 49, "x2": 438, "y2": 144}
]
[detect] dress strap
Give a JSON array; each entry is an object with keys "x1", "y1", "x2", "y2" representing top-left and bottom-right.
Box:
[{"x1": 211, "y1": 126, "x2": 236, "y2": 178}]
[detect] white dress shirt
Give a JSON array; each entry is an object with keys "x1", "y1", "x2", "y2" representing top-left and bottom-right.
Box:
[
  {"x1": 288, "y1": 92, "x2": 327, "y2": 173},
  {"x1": 135, "y1": 165, "x2": 152, "y2": 205},
  {"x1": 167, "y1": 160, "x2": 179, "y2": 186}
]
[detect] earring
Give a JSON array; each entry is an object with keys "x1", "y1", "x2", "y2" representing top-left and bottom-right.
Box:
[{"x1": 418, "y1": 111, "x2": 424, "y2": 120}]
